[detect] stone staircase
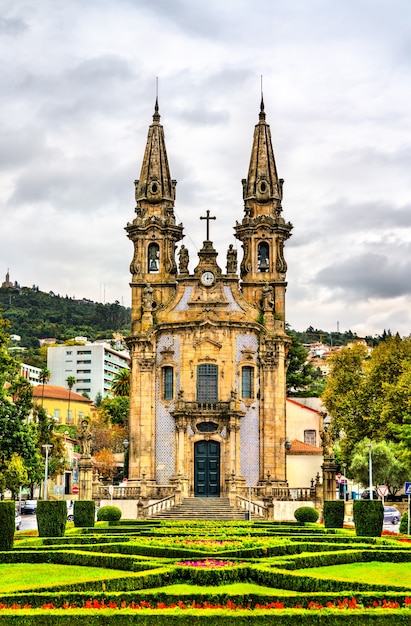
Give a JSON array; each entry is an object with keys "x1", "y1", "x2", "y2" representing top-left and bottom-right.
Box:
[{"x1": 151, "y1": 497, "x2": 248, "y2": 521}]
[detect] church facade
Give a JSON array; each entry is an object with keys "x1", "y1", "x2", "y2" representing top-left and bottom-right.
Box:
[{"x1": 125, "y1": 99, "x2": 293, "y2": 498}]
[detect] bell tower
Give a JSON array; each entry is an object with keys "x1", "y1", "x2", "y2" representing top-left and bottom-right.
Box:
[
  {"x1": 235, "y1": 97, "x2": 292, "y2": 323},
  {"x1": 125, "y1": 98, "x2": 183, "y2": 333}
]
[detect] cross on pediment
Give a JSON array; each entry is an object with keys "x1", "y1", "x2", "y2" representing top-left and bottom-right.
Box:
[{"x1": 200, "y1": 210, "x2": 216, "y2": 241}]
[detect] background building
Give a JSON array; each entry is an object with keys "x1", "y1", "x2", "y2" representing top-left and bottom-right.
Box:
[
  {"x1": 33, "y1": 384, "x2": 94, "y2": 425},
  {"x1": 47, "y1": 342, "x2": 130, "y2": 401}
]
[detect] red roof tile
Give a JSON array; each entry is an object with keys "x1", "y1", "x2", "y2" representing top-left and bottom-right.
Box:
[
  {"x1": 288, "y1": 439, "x2": 323, "y2": 455},
  {"x1": 33, "y1": 385, "x2": 92, "y2": 404}
]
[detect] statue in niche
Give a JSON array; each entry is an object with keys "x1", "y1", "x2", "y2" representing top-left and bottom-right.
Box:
[
  {"x1": 262, "y1": 283, "x2": 274, "y2": 311},
  {"x1": 78, "y1": 419, "x2": 92, "y2": 456},
  {"x1": 226, "y1": 244, "x2": 237, "y2": 274},
  {"x1": 142, "y1": 284, "x2": 154, "y2": 311},
  {"x1": 178, "y1": 245, "x2": 189, "y2": 273}
]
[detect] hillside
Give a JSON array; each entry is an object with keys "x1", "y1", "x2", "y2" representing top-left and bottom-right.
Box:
[{"x1": 0, "y1": 286, "x2": 131, "y2": 353}]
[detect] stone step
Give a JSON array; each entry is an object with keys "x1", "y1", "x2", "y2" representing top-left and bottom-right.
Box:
[{"x1": 151, "y1": 497, "x2": 248, "y2": 521}]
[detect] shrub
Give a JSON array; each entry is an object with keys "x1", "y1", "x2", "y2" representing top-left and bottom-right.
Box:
[
  {"x1": 399, "y1": 511, "x2": 408, "y2": 534},
  {"x1": 97, "y1": 505, "x2": 122, "y2": 522},
  {"x1": 353, "y1": 500, "x2": 383, "y2": 537},
  {"x1": 36, "y1": 500, "x2": 67, "y2": 537},
  {"x1": 294, "y1": 506, "x2": 319, "y2": 523},
  {"x1": 74, "y1": 500, "x2": 95, "y2": 528},
  {"x1": 0, "y1": 501, "x2": 15, "y2": 550},
  {"x1": 323, "y1": 500, "x2": 344, "y2": 528}
]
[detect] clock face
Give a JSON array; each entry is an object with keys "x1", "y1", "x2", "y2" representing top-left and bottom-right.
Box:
[{"x1": 201, "y1": 271, "x2": 215, "y2": 286}]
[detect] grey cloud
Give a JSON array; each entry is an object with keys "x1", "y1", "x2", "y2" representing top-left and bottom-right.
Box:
[
  {"x1": 0, "y1": 17, "x2": 27, "y2": 36},
  {"x1": 314, "y1": 252, "x2": 411, "y2": 299}
]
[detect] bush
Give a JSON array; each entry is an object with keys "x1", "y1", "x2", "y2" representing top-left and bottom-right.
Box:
[
  {"x1": 353, "y1": 500, "x2": 383, "y2": 537},
  {"x1": 294, "y1": 506, "x2": 319, "y2": 523},
  {"x1": 97, "y1": 505, "x2": 122, "y2": 522},
  {"x1": 0, "y1": 501, "x2": 15, "y2": 550},
  {"x1": 74, "y1": 500, "x2": 95, "y2": 528},
  {"x1": 36, "y1": 500, "x2": 67, "y2": 537},
  {"x1": 323, "y1": 500, "x2": 345, "y2": 528},
  {"x1": 399, "y1": 511, "x2": 408, "y2": 534}
]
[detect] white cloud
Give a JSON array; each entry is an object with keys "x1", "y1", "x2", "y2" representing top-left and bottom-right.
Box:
[{"x1": 1, "y1": 0, "x2": 411, "y2": 336}]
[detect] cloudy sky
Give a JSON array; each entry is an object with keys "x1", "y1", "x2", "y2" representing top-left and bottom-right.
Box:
[{"x1": 1, "y1": 0, "x2": 411, "y2": 338}]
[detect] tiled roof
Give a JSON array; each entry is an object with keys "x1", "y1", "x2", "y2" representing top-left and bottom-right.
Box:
[
  {"x1": 286, "y1": 398, "x2": 321, "y2": 414},
  {"x1": 288, "y1": 439, "x2": 323, "y2": 455},
  {"x1": 33, "y1": 385, "x2": 92, "y2": 404}
]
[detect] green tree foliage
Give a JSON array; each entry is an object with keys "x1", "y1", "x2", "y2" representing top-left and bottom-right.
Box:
[
  {"x1": 99, "y1": 396, "x2": 129, "y2": 427},
  {"x1": 3, "y1": 453, "x2": 28, "y2": 499},
  {"x1": 111, "y1": 368, "x2": 130, "y2": 397},
  {"x1": 349, "y1": 439, "x2": 408, "y2": 495},
  {"x1": 286, "y1": 330, "x2": 325, "y2": 397},
  {"x1": 33, "y1": 405, "x2": 66, "y2": 479},
  {"x1": 322, "y1": 336, "x2": 411, "y2": 463}
]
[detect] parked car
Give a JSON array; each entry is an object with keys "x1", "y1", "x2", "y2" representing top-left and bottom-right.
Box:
[
  {"x1": 21, "y1": 500, "x2": 37, "y2": 514},
  {"x1": 15, "y1": 510, "x2": 21, "y2": 530},
  {"x1": 361, "y1": 489, "x2": 378, "y2": 500},
  {"x1": 384, "y1": 506, "x2": 401, "y2": 525}
]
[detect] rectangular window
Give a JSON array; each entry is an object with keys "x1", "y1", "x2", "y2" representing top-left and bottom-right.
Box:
[
  {"x1": 197, "y1": 364, "x2": 218, "y2": 403},
  {"x1": 163, "y1": 366, "x2": 174, "y2": 400},
  {"x1": 304, "y1": 430, "x2": 316, "y2": 446},
  {"x1": 241, "y1": 366, "x2": 254, "y2": 399},
  {"x1": 54, "y1": 409, "x2": 60, "y2": 421}
]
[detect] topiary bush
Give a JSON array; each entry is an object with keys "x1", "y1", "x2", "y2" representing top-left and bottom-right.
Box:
[
  {"x1": 73, "y1": 500, "x2": 95, "y2": 528},
  {"x1": 294, "y1": 506, "x2": 319, "y2": 523},
  {"x1": 36, "y1": 500, "x2": 67, "y2": 537},
  {"x1": 323, "y1": 500, "x2": 345, "y2": 528},
  {"x1": 0, "y1": 501, "x2": 16, "y2": 550},
  {"x1": 97, "y1": 505, "x2": 122, "y2": 522},
  {"x1": 353, "y1": 499, "x2": 383, "y2": 537},
  {"x1": 399, "y1": 511, "x2": 408, "y2": 534}
]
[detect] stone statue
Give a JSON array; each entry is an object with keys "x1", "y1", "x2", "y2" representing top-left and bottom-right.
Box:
[
  {"x1": 262, "y1": 283, "x2": 274, "y2": 311},
  {"x1": 178, "y1": 245, "x2": 189, "y2": 273},
  {"x1": 142, "y1": 284, "x2": 153, "y2": 311},
  {"x1": 78, "y1": 419, "x2": 92, "y2": 456},
  {"x1": 226, "y1": 244, "x2": 237, "y2": 274}
]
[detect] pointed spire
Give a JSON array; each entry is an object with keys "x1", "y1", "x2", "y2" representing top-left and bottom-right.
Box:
[
  {"x1": 243, "y1": 99, "x2": 281, "y2": 208},
  {"x1": 134, "y1": 98, "x2": 176, "y2": 207}
]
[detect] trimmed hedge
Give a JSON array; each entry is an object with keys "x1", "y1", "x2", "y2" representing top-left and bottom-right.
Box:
[
  {"x1": 0, "y1": 500, "x2": 15, "y2": 550},
  {"x1": 323, "y1": 500, "x2": 344, "y2": 528},
  {"x1": 97, "y1": 506, "x2": 122, "y2": 522},
  {"x1": 353, "y1": 500, "x2": 383, "y2": 537},
  {"x1": 36, "y1": 501, "x2": 67, "y2": 537},
  {"x1": 294, "y1": 507, "x2": 319, "y2": 523},
  {"x1": 73, "y1": 501, "x2": 95, "y2": 528}
]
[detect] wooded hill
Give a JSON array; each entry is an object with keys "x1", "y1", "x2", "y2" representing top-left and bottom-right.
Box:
[{"x1": 0, "y1": 286, "x2": 131, "y2": 350}]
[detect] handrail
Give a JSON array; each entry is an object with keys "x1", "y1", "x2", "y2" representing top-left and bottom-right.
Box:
[
  {"x1": 235, "y1": 494, "x2": 267, "y2": 518},
  {"x1": 143, "y1": 493, "x2": 176, "y2": 517}
]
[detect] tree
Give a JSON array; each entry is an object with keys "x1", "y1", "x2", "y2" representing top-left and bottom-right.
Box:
[
  {"x1": 99, "y1": 396, "x2": 129, "y2": 427},
  {"x1": 322, "y1": 336, "x2": 411, "y2": 461},
  {"x1": 111, "y1": 368, "x2": 130, "y2": 397},
  {"x1": 38, "y1": 367, "x2": 51, "y2": 407},
  {"x1": 93, "y1": 448, "x2": 116, "y2": 482},
  {"x1": 349, "y1": 439, "x2": 408, "y2": 496},
  {"x1": 66, "y1": 375, "x2": 76, "y2": 423},
  {"x1": 3, "y1": 453, "x2": 28, "y2": 500},
  {"x1": 286, "y1": 329, "x2": 325, "y2": 397}
]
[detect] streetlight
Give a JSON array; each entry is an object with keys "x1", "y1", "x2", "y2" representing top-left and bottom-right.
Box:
[
  {"x1": 342, "y1": 462, "x2": 347, "y2": 501},
  {"x1": 42, "y1": 444, "x2": 53, "y2": 501},
  {"x1": 366, "y1": 443, "x2": 374, "y2": 501}
]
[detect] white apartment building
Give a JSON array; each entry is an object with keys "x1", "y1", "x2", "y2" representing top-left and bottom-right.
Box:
[
  {"x1": 20, "y1": 363, "x2": 42, "y2": 385},
  {"x1": 47, "y1": 342, "x2": 130, "y2": 401}
]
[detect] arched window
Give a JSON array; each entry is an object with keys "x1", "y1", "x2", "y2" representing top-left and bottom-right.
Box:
[
  {"x1": 148, "y1": 243, "x2": 159, "y2": 272},
  {"x1": 162, "y1": 366, "x2": 174, "y2": 400},
  {"x1": 197, "y1": 364, "x2": 218, "y2": 403},
  {"x1": 241, "y1": 366, "x2": 254, "y2": 399},
  {"x1": 258, "y1": 242, "x2": 269, "y2": 272}
]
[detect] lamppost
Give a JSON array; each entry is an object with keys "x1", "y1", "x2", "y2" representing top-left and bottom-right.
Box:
[
  {"x1": 342, "y1": 462, "x2": 347, "y2": 501},
  {"x1": 122, "y1": 439, "x2": 129, "y2": 480},
  {"x1": 366, "y1": 443, "x2": 374, "y2": 500},
  {"x1": 42, "y1": 444, "x2": 53, "y2": 501}
]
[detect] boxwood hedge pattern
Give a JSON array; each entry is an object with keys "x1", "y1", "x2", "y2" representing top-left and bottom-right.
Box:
[{"x1": 2, "y1": 518, "x2": 411, "y2": 623}]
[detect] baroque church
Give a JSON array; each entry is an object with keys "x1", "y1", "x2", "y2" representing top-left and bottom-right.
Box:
[{"x1": 125, "y1": 98, "x2": 293, "y2": 499}]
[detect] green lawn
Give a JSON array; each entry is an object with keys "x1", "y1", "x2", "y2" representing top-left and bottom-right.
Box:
[
  {"x1": 141, "y1": 582, "x2": 297, "y2": 596},
  {"x1": 307, "y1": 561, "x2": 408, "y2": 586},
  {"x1": 0, "y1": 563, "x2": 132, "y2": 592}
]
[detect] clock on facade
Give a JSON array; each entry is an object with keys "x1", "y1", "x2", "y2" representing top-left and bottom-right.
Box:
[{"x1": 200, "y1": 271, "x2": 215, "y2": 286}]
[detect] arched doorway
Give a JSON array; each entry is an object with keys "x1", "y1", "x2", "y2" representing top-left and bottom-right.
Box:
[{"x1": 194, "y1": 440, "x2": 220, "y2": 497}]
